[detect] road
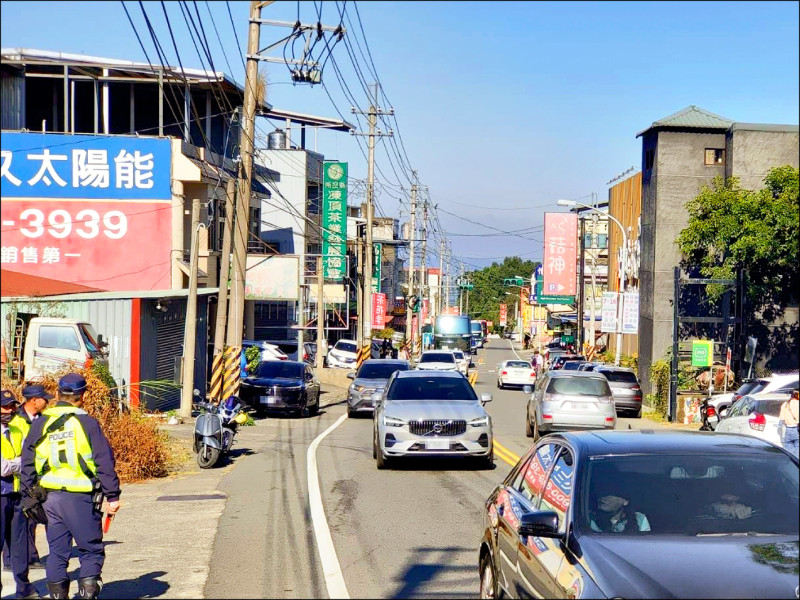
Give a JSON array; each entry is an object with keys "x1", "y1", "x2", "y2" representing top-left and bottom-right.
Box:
[{"x1": 204, "y1": 338, "x2": 654, "y2": 599}]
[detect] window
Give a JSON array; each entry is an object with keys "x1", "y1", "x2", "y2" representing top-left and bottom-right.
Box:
[
  {"x1": 597, "y1": 234, "x2": 608, "y2": 249},
  {"x1": 539, "y1": 448, "x2": 574, "y2": 534},
  {"x1": 644, "y1": 148, "x2": 655, "y2": 171},
  {"x1": 704, "y1": 148, "x2": 725, "y2": 166},
  {"x1": 547, "y1": 376, "x2": 611, "y2": 397},
  {"x1": 38, "y1": 326, "x2": 81, "y2": 352},
  {"x1": 386, "y1": 376, "x2": 477, "y2": 401},
  {"x1": 515, "y1": 442, "x2": 559, "y2": 503}
]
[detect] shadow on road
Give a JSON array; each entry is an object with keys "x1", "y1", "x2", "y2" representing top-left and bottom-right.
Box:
[
  {"x1": 386, "y1": 456, "x2": 495, "y2": 472},
  {"x1": 101, "y1": 570, "x2": 170, "y2": 599},
  {"x1": 391, "y1": 546, "x2": 475, "y2": 599}
]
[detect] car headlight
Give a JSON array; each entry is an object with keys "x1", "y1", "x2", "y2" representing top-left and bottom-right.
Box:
[
  {"x1": 383, "y1": 415, "x2": 405, "y2": 427},
  {"x1": 469, "y1": 416, "x2": 490, "y2": 427}
]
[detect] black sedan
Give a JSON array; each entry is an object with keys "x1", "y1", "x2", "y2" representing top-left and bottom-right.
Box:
[
  {"x1": 479, "y1": 430, "x2": 799, "y2": 599},
  {"x1": 239, "y1": 360, "x2": 321, "y2": 417}
]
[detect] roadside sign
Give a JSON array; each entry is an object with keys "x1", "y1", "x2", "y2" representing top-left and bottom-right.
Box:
[
  {"x1": 601, "y1": 292, "x2": 618, "y2": 333},
  {"x1": 534, "y1": 278, "x2": 574, "y2": 305},
  {"x1": 371, "y1": 243, "x2": 382, "y2": 292},
  {"x1": 543, "y1": 213, "x2": 578, "y2": 297},
  {"x1": 322, "y1": 161, "x2": 348, "y2": 281},
  {"x1": 621, "y1": 292, "x2": 639, "y2": 334},
  {"x1": 371, "y1": 293, "x2": 387, "y2": 330},
  {"x1": 499, "y1": 303, "x2": 507, "y2": 327},
  {"x1": 744, "y1": 337, "x2": 758, "y2": 364},
  {"x1": 692, "y1": 340, "x2": 714, "y2": 367}
]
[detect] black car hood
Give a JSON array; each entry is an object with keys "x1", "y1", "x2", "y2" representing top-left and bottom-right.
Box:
[
  {"x1": 244, "y1": 377, "x2": 304, "y2": 388},
  {"x1": 579, "y1": 535, "x2": 799, "y2": 599}
]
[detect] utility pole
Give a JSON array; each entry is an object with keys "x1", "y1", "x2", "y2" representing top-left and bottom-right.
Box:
[
  {"x1": 316, "y1": 255, "x2": 325, "y2": 369},
  {"x1": 356, "y1": 226, "x2": 364, "y2": 349},
  {"x1": 181, "y1": 198, "x2": 203, "y2": 419},
  {"x1": 418, "y1": 194, "x2": 428, "y2": 343},
  {"x1": 577, "y1": 216, "x2": 586, "y2": 349},
  {"x1": 444, "y1": 242, "x2": 451, "y2": 312},
  {"x1": 213, "y1": 178, "x2": 236, "y2": 358},
  {"x1": 405, "y1": 182, "x2": 417, "y2": 347},
  {"x1": 227, "y1": 0, "x2": 262, "y2": 349},
  {"x1": 353, "y1": 83, "x2": 393, "y2": 351},
  {"x1": 438, "y1": 238, "x2": 445, "y2": 316}
]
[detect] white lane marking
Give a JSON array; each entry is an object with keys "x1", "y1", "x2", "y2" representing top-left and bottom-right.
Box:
[
  {"x1": 307, "y1": 414, "x2": 350, "y2": 599},
  {"x1": 508, "y1": 339, "x2": 526, "y2": 361}
]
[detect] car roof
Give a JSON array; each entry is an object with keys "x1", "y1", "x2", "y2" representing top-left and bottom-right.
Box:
[
  {"x1": 742, "y1": 392, "x2": 791, "y2": 401},
  {"x1": 597, "y1": 365, "x2": 635, "y2": 373},
  {"x1": 361, "y1": 359, "x2": 409, "y2": 365},
  {"x1": 546, "y1": 369, "x2": 608, "y2": 380},
  {"x1": 395, "y1": 370, "x2": 463, "y2": 379},
  {"x1": 553, "y1": 429, "x2": 791, "y2": 456}
]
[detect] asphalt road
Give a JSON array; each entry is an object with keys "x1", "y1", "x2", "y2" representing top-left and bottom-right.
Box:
[{"x1": 205, "y1": 338, "x2": 656, "y2": 599}]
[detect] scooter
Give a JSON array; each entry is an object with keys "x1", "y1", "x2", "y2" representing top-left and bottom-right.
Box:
[
  {"x1": 699, "y1": 395, "x2": 719, "y2": 431},
  {"x1": 218, "y1": 396, "x2": 245, "y2": 453},
  {"x1": 193, "y1": 390, "x2": 247, "y2": 468}
]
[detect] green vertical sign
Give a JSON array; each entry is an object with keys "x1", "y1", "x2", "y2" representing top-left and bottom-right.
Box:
[
  {"x1": 371, "y1": 242, "x2": 382, "y2": 293},
  {"x1": 691, "y1": 340, "x2": 714, "y2": 367},
  {"x1": 322, "y1": 161, "x2": 347, "y2": 280}
]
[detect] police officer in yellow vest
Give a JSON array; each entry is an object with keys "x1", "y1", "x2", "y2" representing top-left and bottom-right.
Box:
[
  {"x1": 20, "y1": 374, "x2": 121, "y2": 600},
  {"x1": 1, "y1": 389, "x2": 39, "y2": 598}
]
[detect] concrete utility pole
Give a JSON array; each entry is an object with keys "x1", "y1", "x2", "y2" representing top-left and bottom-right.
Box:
[
  {"x1": 405, "y1": 183, "x2": 417, "y2": 347},
  {"x1": 438, "y1": 238, "x2": 445, "y2": 316},
  {"x1": 316, "y1": 255, "x2": 325, "y2": 369},
  {"x1": 213, "y1": 178, "x2": 236, "y2": 358},
  {"x1": 353, "y1": 83, "x2": 393, "y2": 348},
  {"x1": 356, "y1": 225, "x2": 364, "y2": 349},
  {"x1": 444, "y1": 242, "x2": 451, "y2": 312},
  {"x1": 181, "y1": 198, "x2": 204, "y2": 419},
  {"x1": 227, "y1": 0, "x2": 262, "y2": 349},
  {"x1": 418, "y1": 195, "x2": 428, "y2": 342}
]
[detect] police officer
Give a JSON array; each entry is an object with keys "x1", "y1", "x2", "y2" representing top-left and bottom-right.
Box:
[
  {"x1": 20, "y1": 374, "x2": 121, "y2": 600},
  {"x1": 1, "y1": 389, "x2": 38, "y2": 599},
  {"x1": 6, "y1": 384, "x2": 52, "y2": 570}
]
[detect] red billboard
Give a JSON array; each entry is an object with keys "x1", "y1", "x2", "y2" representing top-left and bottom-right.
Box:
[
  {"x1": 1, "y1": 133, "x2": 172, "y2": 292},
  {"x1": 371, "y1": 292, "x2": 387, "y2": 330},
  {"x1": 542, "y1": 212, "x2": 578, "y2": 297},
  {"x1": 499, "y1": 303, "x2": 507, "y2": 326}
]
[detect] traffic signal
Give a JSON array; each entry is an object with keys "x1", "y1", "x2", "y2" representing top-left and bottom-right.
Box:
[{"x1": 503, "y1": 277, "x2": 524, "y2": 286}]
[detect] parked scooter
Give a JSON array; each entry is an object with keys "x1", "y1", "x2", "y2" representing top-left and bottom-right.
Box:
[
  {"x1": 193, "y1": 390, "x2": 247, "y2": 468},
  {"x1": 699, "y1": 394, "x2": 719, "y2": 431}
]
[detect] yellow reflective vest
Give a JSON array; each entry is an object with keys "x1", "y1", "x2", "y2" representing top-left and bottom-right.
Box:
[
  {"x1": 9, "y1": 412, "x2": 31, "y2": 441},
  {"x1": 34, "y1": 406, "x2": 97, "y2": 493},
  {"x1": 1, "y1": 424, "x2": 24, "y2": 492}
]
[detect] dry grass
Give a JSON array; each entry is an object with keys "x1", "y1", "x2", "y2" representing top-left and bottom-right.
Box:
[{"x1": 2, "y1": 366, "x2": 175, "y2": 483}]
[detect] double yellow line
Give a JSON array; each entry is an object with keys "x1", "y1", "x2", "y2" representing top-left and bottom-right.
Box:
[
  {"x1": 493, "y1": 439, "x2": 521, "y2": 467},
  {"x1": 468, "y1": 370, "x2": 478, "y2": 386}
]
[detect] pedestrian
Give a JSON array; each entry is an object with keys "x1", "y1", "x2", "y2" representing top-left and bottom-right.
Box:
[
  {"x1": 20, "y1": 373, "x2": 122, "y2": 600},
  {"x1": 532, "y1": 350, "x2": 544, "y2": 377},
  {"x1": 1, "y1": 389, "x2": 38, "y2": 599},
  {"x1": 5, "y1": 384, "x2": 52, "y2": 571},
  {"x1": 382, "y1": 338, "x2": 391, "y2": 359},
  {"x1": 778, "y1": 390, "x2": 799, "y2": 458}
]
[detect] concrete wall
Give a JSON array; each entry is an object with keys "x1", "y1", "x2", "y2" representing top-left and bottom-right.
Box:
[
  {"x1": 256, "y1": 149, "x2": 309, "y2": 254},
  {"x1": 726, "y1": 126, "x2": 800, "y2": 190}
]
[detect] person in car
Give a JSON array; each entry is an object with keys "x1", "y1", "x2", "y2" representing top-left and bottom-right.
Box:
[{"x1": 589, "y1": 494, "x2": 650, "y2": 533}]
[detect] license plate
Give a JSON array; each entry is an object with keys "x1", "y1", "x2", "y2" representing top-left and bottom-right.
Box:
[
  {"x1": 260, "y1": 396, "x2": 277, "y2": 404},
  {"x1": 427, "y1": 439, "x2": 450, "y2": 450}
]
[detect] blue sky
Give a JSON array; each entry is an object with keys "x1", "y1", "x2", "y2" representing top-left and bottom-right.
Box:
[{"x1": 2, "y1": 1, "x2": 798, "y2": 269}]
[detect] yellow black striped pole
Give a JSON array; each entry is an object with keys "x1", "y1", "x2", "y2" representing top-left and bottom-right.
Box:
[
  {"x1": 356, "y1": 344, "x2": 370, "y2": 368},
  {"x1": 222, "y1": 346, "x2": 242, "y2": 400},
  {"x1": 209, "y1": 351, "x2": 225, "y2": 401}
]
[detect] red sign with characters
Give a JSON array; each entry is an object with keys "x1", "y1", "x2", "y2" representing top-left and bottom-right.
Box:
[
  {"x1": 499, "y1": 303, "x2": 507, "y2": 326},
  {"x1": 371, "y1": 292, "x2": 387, "y2": 330},
  {"x1": 543, "y1": 212, "x2": 578, "y2": 297}
]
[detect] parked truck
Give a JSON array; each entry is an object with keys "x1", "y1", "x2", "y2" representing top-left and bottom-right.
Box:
[{"x1": 2, "y1": 315, "x2": 108, "y2": 383}]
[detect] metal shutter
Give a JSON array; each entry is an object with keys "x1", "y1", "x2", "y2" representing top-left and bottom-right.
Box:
[{"x1": 153, "y1": 305, "x2": 185, "y2": 412}]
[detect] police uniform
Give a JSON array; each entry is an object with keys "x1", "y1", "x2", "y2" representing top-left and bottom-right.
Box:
[
  {"x1": 1, "y1": 389, "x2": 37, "y2": 598},
  {"x1": 20, "y1": 374, "x2": 121, "y2": 600},
  {"x1": 5, "y1": 384, "x2": 51, "y2": 570}
]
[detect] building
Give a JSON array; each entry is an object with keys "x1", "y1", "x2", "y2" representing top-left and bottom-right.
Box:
[{"x1": 636, "y1": 105, "x2": 799, "y2": 392}]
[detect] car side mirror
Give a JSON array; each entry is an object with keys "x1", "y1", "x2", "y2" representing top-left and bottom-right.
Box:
[
  {"x1": 480, "y1": 393, "x2": 492, "y2": 405},
  {"x1": 518, "y1": 511, "x2": 561, "y2": 538},
  {"x1": 371, "y1": 391, "x2": 383, "y2": 405},
  {"x1": 347, "y1": 372, "x2": 355, "y2": 380},
  {"x1": 523, "y1": 385, "x2": 533, "y2": 394},
  {"x1": 97, "y1": 334, "x2": 108, "y2": 349}
]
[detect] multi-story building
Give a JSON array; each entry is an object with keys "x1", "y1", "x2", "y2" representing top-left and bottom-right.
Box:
[{"x1": 636, "y1": 105, "x2": 799, "y2": 392}]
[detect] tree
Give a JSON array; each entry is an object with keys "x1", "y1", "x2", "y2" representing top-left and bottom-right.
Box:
[
  {"x1": 676, "y1": 165, "x2": 799, "y2": 370},
  {"x1": 464, "y1": 256, "x2": 540, "y2": 329}
]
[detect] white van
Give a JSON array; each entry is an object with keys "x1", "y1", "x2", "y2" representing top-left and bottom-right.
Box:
[{"x1": 21, "y1": 317, "x2": 108, "y2": 381}]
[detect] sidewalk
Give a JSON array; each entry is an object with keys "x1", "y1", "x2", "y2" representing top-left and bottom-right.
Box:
[{"x1": 1, "y1": 384, "x2": 348, "y2": 599}]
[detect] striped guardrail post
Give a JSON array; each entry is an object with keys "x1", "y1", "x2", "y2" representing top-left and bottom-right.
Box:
[
  {"x1": 222, "y1": 345, "x2": 242, "y2": 400},
  {"x1": 356, "y1": 344, "x2": 370, "y2": 368},
  {"x1": 209, "y1": 351, "x2": 225, "y2": 401}
]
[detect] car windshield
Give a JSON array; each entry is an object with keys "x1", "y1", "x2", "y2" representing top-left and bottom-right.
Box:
[
  {"x1": 254, "y1": 362, "x2": 304, "y2": 379},
  {"x1": 387, "y1": 377, "x2": 477, "y2": 401},
  {"x1": 435, "y1": 315, "x2": 470, "y2": 335},
  {"x1": 736, "y1": 381, "x2": 762, "y2": 396},
  {"x1": 471, "y1": 322, "x2": 482, "y2": 333},
  {"x1": 600, "y1": 370, "x2": 639, "y2": 384},
  {"x1": 579, "y1": 452, "x2": 799, "y2": 536},
  {"x1": 547, "y1": 377, "x2": 610, "y2": 397},
  {"x1": 335, "y1": 342, "x2": 357, "y2": 354},
  {"x1": 453, "y1": 351, "x2": 465, "y2": 360},
  {"x1": 506, "y1": 361, "x2": 530, "y2": 369},
  {"x1": 420, "y1": 352, "x2": 455, "y2": 364},
  {"x1": 357, "y1": 363, "x2": 409, "y2": 379},
  {"x1": 78, "y1": 323, "x2": 102, "y2": 356}
]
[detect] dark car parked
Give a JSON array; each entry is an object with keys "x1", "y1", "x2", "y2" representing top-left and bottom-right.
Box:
[
  {"x1": 550, "y1": 354, "x2": 586, "y2": 370},
  {"x1": 479, "y1": 430, "x2": 799, "y2": 599},
  {"x1": 239, "y1": 360, "x2": 321, "y2": 417},
  {"x1": 596, "y1": 366, "x2": 643, "y2": 418}
]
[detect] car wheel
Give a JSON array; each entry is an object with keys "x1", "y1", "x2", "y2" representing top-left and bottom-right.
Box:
[
  {"x1": 525, "y1": 409, "x2": 533, "y2": 438},
  {"x1": 310, "y1": 395, "x2": 320, "y2": 417},
  {"x1": 372, "y1": 429, "x2": 378, "y2": 459},
  {"x1": 480, "y1": 451, "x2": 494, "y2": 470},
  {"x1": 376, "y1": 447, "x2": 390, "y2": 470},
  {"x1": 533, "y1": 416, "x2": 540, "y2": 442},
  {"x1": 631, "y1": 408, "x2": 642, "y2": 419},
  {"x1": 299, "y1": 395, "x2": 310, "y2": 418},
  {"x1": 348, "y1": 407, "x2": 355, "y2": 418},
  {"x1": 479, "y1": 552, "x2": 498, "y2": 600}
]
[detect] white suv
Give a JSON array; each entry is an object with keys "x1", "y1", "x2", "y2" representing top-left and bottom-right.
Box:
[{"x1": 326, "y1": 339, "x2": 359, "y2": 369}]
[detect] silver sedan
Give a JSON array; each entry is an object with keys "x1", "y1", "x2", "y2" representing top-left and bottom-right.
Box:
[{"x1": 373, "y1": 371, "x2": 494, "y2": 469}]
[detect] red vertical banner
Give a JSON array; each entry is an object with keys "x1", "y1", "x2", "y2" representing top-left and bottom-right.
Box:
[
  {"x1": 543, "y1": 213, "x2": 578, "y2": 297},
  {"x1": 371, "y1": 292, "x2": 387, "y2": 330},
  {"x1": 499, "y1": 303, "x2": 508, "y2": 326},
  {"x1": 422, "y1": 299, "x2": 429, "y2": 324}
]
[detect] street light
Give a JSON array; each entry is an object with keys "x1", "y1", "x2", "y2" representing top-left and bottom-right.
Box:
[{"x1": 557, "y1": 198, "x2": 628, "y2": 366}]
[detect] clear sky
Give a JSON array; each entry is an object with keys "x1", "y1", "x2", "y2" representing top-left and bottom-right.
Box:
[{"x1": 2, "y1": 1, "x2": 798, "y2": 270}]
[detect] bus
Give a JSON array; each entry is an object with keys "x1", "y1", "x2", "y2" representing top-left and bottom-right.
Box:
[
  {"x1": 470, "y1": 320, "x2": 484, "y2": 351},
  {"x1": 433, "y1": 314, "x2": 472, "y2": 353}
]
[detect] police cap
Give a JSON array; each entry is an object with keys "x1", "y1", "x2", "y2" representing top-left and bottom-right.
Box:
[
  {"x1": 22, "y1": 384, "x2": 54, "y2": 401},
  {"x1": 58, "y1": 373, "x2": 88, "y2": 394},
  {"x1": 1, "y1": 389, "x2": 19, "y2": 407}
]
